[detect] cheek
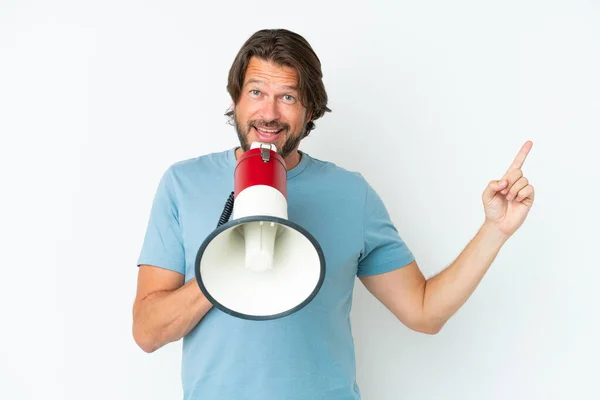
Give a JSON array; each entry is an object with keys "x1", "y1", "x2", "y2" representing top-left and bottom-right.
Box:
[
  {"x1": 284, "y1": 108, "x2": 307, "y2": 126},
  {"x1": 236, "y1": 98, "x2": 260, "y2": 119},
  {"x1": 250, "y1": 108, "x2": 266, "y2": 121}
]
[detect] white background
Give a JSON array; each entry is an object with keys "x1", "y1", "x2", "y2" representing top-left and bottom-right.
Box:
[{"x1": 1, "y1": 0, "x2": 599, "y2": 399}]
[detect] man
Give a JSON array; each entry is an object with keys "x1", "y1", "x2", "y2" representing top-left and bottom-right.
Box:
[{"x1": 132, "y1": 29, "x2": 535, "y2": 399}]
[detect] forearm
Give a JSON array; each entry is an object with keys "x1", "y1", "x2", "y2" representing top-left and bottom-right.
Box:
[
  {"x1": 133, "y1": 279, "x2": 213, "y2": 353},
  {"x1": 423, "y1": 221, "x2": 509, "y2": 331}
]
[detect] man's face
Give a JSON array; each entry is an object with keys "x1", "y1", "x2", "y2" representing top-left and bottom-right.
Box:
[{"x1": 233, "y1": 57, "x2": 312, "y2": 159}]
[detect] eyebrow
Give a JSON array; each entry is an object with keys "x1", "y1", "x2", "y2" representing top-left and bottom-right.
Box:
[{"x1": 244, "y1": 79, "x2": 298, "y2": 91}]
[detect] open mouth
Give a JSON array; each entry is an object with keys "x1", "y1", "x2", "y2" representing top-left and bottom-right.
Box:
[{"x1": 253, "y1": 126, "x2": 283, "y2": 141}]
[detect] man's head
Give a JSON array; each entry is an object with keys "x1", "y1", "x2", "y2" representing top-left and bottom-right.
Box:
[{"x1": 226, "y1": 29, "x2": 331, "y2": 159}]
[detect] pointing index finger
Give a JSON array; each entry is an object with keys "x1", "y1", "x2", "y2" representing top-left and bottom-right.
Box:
[{"x1": 506, "y1": 140, "x2": 533, "y2": 172}]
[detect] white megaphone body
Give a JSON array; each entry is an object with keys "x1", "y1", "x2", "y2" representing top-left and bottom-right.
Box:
[{"x1": 194, "y1": 142, "x2": 326, "y2": 320}]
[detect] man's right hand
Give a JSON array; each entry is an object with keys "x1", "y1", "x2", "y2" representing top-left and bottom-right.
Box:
[{"x1": 132, "y1": 265, "x2": 213, "y2": 353}]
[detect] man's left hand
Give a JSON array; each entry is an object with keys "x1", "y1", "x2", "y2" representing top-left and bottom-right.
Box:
[{"x1": 481, "y1": 140, "x2": 535, "y2": 238}]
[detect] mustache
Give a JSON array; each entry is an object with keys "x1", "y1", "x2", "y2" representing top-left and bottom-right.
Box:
[{"x1": 249, "y1": 120, "x2": 289, "y2": 131}]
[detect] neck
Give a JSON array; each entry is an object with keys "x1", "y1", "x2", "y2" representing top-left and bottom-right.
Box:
[{"x1": 235, "y1": 147, "x2": 301, "y2": 170}]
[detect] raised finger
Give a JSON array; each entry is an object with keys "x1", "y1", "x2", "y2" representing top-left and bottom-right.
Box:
[{"x1": 505, "y1": 140, "x2": 533, "y2": 174}]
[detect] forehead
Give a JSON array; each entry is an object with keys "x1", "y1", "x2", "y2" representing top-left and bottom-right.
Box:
[{"x1": 243, "y1": 57, "x2": 298, "y2": 88}]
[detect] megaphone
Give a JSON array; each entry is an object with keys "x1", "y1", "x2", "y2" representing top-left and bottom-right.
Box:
[{"x1": 194, "y1": 142, "x2": 326, "y2": 320}]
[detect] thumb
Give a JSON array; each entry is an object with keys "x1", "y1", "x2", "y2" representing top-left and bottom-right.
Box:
[{"x1": 482, "y1": 179, "x2": 506, "y2": 204}]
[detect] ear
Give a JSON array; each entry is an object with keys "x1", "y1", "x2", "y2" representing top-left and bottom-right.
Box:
[{"x1": 307, "y1": 109, "x2": 313, "y2": 121}]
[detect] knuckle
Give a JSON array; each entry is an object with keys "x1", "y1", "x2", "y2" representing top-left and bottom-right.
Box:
[
  {"x1": 511, "y1": 169, "x2": 523, "y2": 180},
  {"x1": 517, "y1": 185, "x2": 533, "y2": 199}
]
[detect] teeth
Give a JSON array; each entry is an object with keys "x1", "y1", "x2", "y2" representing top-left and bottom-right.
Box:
[{"x1": 257, "y1": 127, "x2": 279, "y2": 133}]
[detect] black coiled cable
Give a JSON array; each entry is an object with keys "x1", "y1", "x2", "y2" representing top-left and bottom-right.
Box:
[{"x1": 217, "y1": 191, "x2": 235, "y2": 228}]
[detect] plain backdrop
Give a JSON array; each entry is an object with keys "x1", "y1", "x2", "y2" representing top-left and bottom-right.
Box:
[{"x1": 1, "y1": 0, "x2": 599, "y2": 399}]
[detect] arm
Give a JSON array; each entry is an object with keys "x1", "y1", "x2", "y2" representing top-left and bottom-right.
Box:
[
  {"x1": 360, "y1": 221, "x2": 508, "y2": 334},
  {"x1": 360, "y1": 141, "x2": 535, "y2": 334},
  {"x1": 132, "y1": 265, "x2": 213, "y2": 353}
]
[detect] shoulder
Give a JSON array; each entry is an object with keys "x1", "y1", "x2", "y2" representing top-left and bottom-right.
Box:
[
  {"x1": 304, "y1": 153, "x2": 369, "y2": 189},
  {"x1": 166, "y1": 148, "x2": 233, "y2": 179}
]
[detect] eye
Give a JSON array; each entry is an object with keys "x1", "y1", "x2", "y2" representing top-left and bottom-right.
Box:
[
  {"x1": 250, "y1": 89, "x2": 261, "y2": 97},
  {"x1": 283, "y1": 94, "x2": 296, "y2": 103}
]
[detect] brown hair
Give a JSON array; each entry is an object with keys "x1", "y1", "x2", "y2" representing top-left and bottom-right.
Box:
[{"x1": 225, "y1": 29, "x2": 331, "y2": 137}]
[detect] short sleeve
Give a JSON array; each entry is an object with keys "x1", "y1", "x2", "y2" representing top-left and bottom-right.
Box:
[
  {"x1": 357, "y1": 182, "x2": 414, "y2": 276},
  {"x1": 137, "y1": 166, "x2": 186, "y2": 274}
]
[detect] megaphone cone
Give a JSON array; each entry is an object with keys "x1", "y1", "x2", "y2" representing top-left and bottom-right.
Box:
[{"x1": 195, "y1": 143, "x2": 326, "y2": 320}]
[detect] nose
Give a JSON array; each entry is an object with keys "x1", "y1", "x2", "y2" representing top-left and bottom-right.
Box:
[{"x1": 258, "y1": 97, "x2": 281, "y2": 122}]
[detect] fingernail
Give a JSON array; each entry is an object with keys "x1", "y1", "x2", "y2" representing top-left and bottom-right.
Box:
[{"x1": 499, "y1": 180, "x2": 506, "y2": 186}]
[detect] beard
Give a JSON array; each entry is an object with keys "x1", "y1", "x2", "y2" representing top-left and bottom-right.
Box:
[{"x1": 234, "y1": 112, "x2": 306, "y2": 160}]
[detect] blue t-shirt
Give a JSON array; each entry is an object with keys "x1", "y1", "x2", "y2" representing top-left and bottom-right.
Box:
[{"x1": 137, "y1": 148, "x2": 414, "y2": 399}]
